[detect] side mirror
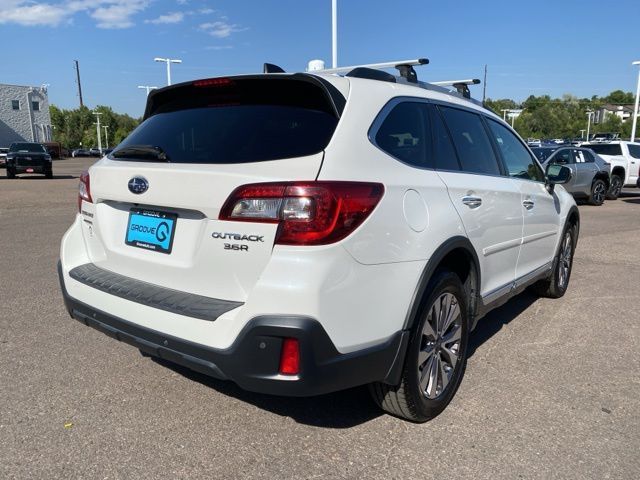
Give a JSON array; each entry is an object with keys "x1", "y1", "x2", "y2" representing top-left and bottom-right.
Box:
[{"x1": 546, "y1": 164, "x2": 572, "y2": 193}]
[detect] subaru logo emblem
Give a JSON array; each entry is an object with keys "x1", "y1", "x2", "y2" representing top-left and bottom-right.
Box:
[{"x1": 128, "y1": 177, "x2": 149, "y2": 194}]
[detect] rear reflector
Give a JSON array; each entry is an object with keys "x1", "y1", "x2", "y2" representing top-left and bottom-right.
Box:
[
  {"x1": 279, "y1": 338, "x2": 300, "y2": 375},
  {"x1": 219, "y1": 181, "x2": 384, "y2": 245},
  {"x1": 78, "y1": 170, "x2": 92, "y2": 212}
]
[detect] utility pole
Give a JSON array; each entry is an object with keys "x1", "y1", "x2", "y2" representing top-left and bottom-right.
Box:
[
  {"x1": 74, "y1": 60, "x2": 84, "y2": 108},
  {"x1": 631, "y1": 60, "x2": 640, "y2": 142},
  {"x1": 93, "y1": 111, "x2": 102, "y2": 153},
  {"x1": 332, "y1": 0, "x2": 338, "y2": 68},
  {"x1": 154, "y1": 57, "x2": 182, "y2": 86},
  {"x1": 482, "y1": 64, "x2": 487, "y2": 105},
  {"x1": 102, "y1": 125, "x2": 109, "y2": 149},
  {"x1": 137, "y1": 85, "x2": 158, "y2": 96},
  {"x1": 586, "y1": 110, "x2": 594, "y2": 141}
]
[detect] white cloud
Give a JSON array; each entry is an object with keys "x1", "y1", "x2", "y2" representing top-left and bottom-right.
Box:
[
  {"x1": 145, "y1": 11, "x2": 184, "y2": 25},
  {"x1": 91, "y1": 1, "x2": 148, "y2": 29},
  {"x1": 199, "y1": 20, "x2": 246, "y2": 38},
  {"x1": 0, "y1": 0, "x2": 150, "y2": 28}
]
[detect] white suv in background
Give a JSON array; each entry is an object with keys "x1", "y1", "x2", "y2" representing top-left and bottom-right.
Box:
[
  {"x1": 58, "y1": 62, "x2": 579, "y2": 422},
  {"x1": 585, "y1": 141, "x2": 640, "y2": 199}
]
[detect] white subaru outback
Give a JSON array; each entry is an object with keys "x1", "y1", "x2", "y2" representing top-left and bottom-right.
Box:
[{"x1": 58, "y1": 61, "x2": 579, "y2": 422}]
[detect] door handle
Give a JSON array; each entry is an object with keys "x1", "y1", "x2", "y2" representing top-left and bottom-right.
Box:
[
  {"x1": 462, "y1": 196, "x2": 482, "y2": 208},
  {"x1": 523, "y1": 199, "x2": 535, "y2": 210}
]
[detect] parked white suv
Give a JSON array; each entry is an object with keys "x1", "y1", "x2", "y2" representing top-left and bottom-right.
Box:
[
  {"x1": 584, "y1": 141, "x2": 640, "y2": 199},
  {"x1": 58, "y1": 63, "x2": 579, "y2": 422}
]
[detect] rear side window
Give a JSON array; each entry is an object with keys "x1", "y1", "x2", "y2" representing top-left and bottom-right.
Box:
[
  {"x1": 487, "y1": 120, "x2": 544, "y2": 181},
  {"x1": 588, "y1": 144, "x2": 622, "y2": 156},
  {"x1": 439, "y1": 106, "x2": 501, "y2": 176},
  {"x1": 112, "y1": 78, "x2": 340, "y2": 164},
  {"x1": 374, "y1": 102, "x2": 431, "y2": 168},
  {"x1": 581, "y1": 150, "x2": 595, "y2": 163}
]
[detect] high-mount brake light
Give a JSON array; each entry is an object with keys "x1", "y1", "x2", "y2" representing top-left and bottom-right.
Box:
[
  {"x1": 78, "y1": 170, "x2": 92, "y2": 212},
  {"x1": 193, "y1": 78, "x2": 234, "y2": 87},
  {"x1": 219, "y1": 181, "x2": 384, "y2": 245}
]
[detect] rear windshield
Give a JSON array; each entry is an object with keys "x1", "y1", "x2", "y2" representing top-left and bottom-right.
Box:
[
  {"x1": 588, "y1": 144, "x2": 622, "y2": 156},
  {"x1": 10, "y1": 143, "x2": 46, "y2": 153},
  {"x1": 111, "y1": 78, "x2": 340, "y2": 164}
]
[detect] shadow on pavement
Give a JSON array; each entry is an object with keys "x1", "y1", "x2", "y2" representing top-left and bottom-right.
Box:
[
  {"x1": 467, "y1": 290, "x2": 538, "y2": 358},
  {"x1": 151, "y1": 357, "x2": 382, "y2": 428},
  {"x1": 151, "y1": 289, "x2": 543, "y2": 427}
]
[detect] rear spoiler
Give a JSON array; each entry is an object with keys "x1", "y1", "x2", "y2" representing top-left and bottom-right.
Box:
[{"x1": 143, "y1": 74, "x2": 346, "y2": 121}]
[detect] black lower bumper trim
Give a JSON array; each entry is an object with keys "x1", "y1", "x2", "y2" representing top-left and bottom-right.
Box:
[{"x1": 58, "y1": 262, "x2": 409, "y2": 396}]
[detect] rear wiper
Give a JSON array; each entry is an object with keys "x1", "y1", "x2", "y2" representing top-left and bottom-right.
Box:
[{"x1": 111, "y1": 145, "x2": 170, "y2": 162}]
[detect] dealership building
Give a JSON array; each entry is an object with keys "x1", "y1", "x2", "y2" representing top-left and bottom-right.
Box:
[{"x1": 0, "y1": 83, "x2": 52, "y2": 147}]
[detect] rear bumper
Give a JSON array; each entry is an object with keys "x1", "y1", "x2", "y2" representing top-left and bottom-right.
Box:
[{"x1": 58, "y1": 262, "x2": 408, "y2": 396}]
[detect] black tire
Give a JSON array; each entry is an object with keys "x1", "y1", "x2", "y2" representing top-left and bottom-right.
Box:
[
  {"x1": 369, "y1": 270, "x2": 469, "y2": 422},
  {"x1": 589, "y1": 179, "x2": 606, "y2": 206},
  {"x1": 45, "y1": 169, "x2": 53, "y2": 179},
  {"x1": 606, "y1": 175, "x2": 622, "y2": 200},
  {"x1": 6, "y1": 168, "x2": 15, "y2": 179},
  {"x1": 533, "y1": 224, "x2": 576, "y2": 299}
]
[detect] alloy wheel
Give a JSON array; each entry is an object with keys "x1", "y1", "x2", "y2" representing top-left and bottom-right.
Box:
[
  {"x1": 558, "y1": 232, "x2": 573, "y2": 289},
  {"x1": 418, "y1": 292, "x2": 462, "y2": 399},
  {"x1": 593, "y1": 182, "x2": 606, "y2": 204}
]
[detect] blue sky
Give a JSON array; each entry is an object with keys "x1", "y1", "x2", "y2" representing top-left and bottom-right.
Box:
[{"x1": 1, "y1": 0, "x2": 639, "y2": 117}]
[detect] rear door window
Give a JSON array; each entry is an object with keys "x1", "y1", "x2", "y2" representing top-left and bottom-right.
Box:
[
  {"x1": 439, "y1": 106, "x2": 501, "y2": 176},
  {"x1": 111, "y1": 78, "x2": 341, "y2": 164},
  {"x1": 430, "y1": 105, "x2": 460, "y2": 171},
  {"x1": 628, "y1": 144, "x2": 640, "y2": 159},
  {"x1": 373, "y1": 102, "x2": 432, "y2": 168}
]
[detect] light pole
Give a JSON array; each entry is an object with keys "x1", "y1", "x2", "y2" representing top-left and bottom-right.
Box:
[
  {"x1": 501, "y1": 109, "x2": 509, "y2": 121},
  {"x1": 631, "y1": 60, "x2": 640, "y2": 142},
  {"x1": 580, "y1": 129, "x2": 586, "y2": 140},
  {"x1": 137, "y1": 85, "x2": 158, "y2": 96},
  {"x1": 331, "y1": 0, "x2": 338, "y2": 68},
  {"x1": 93, "y1": 111, "x2": 102, "y2": 153},
  {"x1": 586, "y1": 110, "x2": 594, "y2": 142},
  {"x1": 154, "y1": 57, "x2": 182, "y2": 86},
  {"x1": 102, "y1": 125, "x2": 109, "y2": 149}
]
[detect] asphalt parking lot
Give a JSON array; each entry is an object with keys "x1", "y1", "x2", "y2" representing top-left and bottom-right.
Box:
[{"x1": 1, "y1": 157, "x2": 639, "y2": 479}]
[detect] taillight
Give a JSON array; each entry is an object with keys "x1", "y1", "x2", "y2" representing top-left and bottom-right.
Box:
[
  {"x1": 219, "y1": 181, "x2": 384, "y2": 245},
  {"x1": 78, "y1": 170, "x2": 92, "y2": 212},
  {"x1": 279, "y1": 338, "x2": 300, "y2": 375}
]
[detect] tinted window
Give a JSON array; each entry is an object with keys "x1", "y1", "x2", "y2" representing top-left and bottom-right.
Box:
[
  {"x1": 9, "y1": 143, "x2": 46, "y2": 153},
  {"x1": 113, "y1": 79, "x2": 339, "y2": 164},
  {"x1": 581, "y1": 150, "x2": 596, "y2": 163},
  {"x1": 531, "y1": 147, "x2": 557, "y2": 161},
  {"x1": 374, "y1": 102, "x2": 431, "y2": 168},
  {"x1": 549, "y1": 149, "x2": 572, "y2": 165},
  {"x1": 487, "y1": 120, "x2": 544, "y2": 181},
  {"x1": 588, "y1": 144, "x2": 622, "y2": 156},
  {"x1": 430, "y1": 105, "x2": 460, "y2": 171},
  {"x1": 628, "y1": 144, "x2": 640, "y2": 159},
  {"x1": 32, "y1": 101, "x2": 40, "y2": 111},
  {"x1": 439, "y1": 106, "x2": 501, "y2": 176},
  {"x1": 11, "y1": 100, "x2": 19, "y2": 110}
]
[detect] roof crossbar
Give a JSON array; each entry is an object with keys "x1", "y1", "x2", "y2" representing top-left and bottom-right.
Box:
[
  {"x1": 431, "y1": 79, "x2": 480, "y2": 98},
  {"x1": 313, "y1": 58, "x2": 429, "y2": 78}
]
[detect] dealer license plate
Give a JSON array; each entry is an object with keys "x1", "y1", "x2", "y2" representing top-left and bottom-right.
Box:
[{"x1": 125, "y1": 209, "x2": 177, "y2": 254}]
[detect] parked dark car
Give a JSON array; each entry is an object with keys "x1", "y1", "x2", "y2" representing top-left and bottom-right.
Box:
[
  {"x1": 6, "y1": 142, "x2": 53, "y2": 179},
  {"x1": 71, "y1": 149, "x2": 91, "y2": 157},
  {"x1": 89, "y1": 147, "x2": 102, "y2": 157}
]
